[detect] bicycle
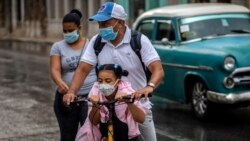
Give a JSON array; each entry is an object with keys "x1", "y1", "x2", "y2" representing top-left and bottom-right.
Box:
[{"x1": 71, "y1": 94, "x2": 150, "y2": 141}]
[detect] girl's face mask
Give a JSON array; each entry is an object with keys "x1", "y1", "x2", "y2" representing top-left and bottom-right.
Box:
[
  {"x1": 99, "y1": 21, "x2": 119, "y2": 41},
  {"x1": 98, "y1": 79, "x2": 119, "y2": 96},
  {"x1": 63, "y1": 30, "x2": 79, "y2": 43}
]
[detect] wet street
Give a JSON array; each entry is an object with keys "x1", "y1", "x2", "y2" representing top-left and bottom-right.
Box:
[
  {"x1": 0, "y1": 42, "x2": 59, "y2": 141},
  {"x1": 1, "y1": 41, "x2": 250, "y2": 141},
  {"x1": 152, "y1": 98, "x2": 250, "y2": 141}
]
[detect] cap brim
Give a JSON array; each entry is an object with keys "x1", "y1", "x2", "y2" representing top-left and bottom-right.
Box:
[{"x1": 89, "y1": 14, "x2": 112, "y2": 22}]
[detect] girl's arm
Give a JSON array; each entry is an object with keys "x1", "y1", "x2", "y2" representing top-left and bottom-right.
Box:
[
  {"x1": 50, "y1": 56, "x2": 69, "y2": 94},
  {"x1": 116, "y1": 82, "x2": 146, "y2": 123},
  {"x1": 127, "y1": 103, "x2": 145, "y2": 123},
  {"x1": 89, "y1": 105, "x2": 101, "y2": 125},
  {"x1": 88, "y1": 95, "x2": 101, "y2": 125}
]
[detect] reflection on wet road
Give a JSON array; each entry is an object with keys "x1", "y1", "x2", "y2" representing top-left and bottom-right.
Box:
[
  {"x1": 152, "y1": 92, "x2": 250, "y2": 141},
  {"x1": 0, "y1": 46, "x2": 59, "y2": 141},
  {"x1": 1, "y1": 41, "x2": 250, "y2": 141}
]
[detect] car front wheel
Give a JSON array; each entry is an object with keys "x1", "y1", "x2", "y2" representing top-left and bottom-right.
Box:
[{"x1": 191, "y1": 80, "x2": 211, "y2": 118}]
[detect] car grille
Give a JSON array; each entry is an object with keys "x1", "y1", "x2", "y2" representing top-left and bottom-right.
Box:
[{"x1": 230, "y1": 67, "x2": 250, "y2": 85}]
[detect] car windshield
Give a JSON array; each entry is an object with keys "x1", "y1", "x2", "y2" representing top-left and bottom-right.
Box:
[{"x1": 179, "y1": 13, "x2": 250, "y2": 41}]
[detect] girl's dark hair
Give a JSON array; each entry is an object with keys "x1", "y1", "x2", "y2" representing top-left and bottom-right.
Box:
[
  {"x1": 62, "y1": 9, "x2": 82, "y2": 26},
  {"x1": 96, "y1": 64, "x2": 129, "y2": 79}
]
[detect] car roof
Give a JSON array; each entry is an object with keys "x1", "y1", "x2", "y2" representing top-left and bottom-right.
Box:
[
  {"x1": 136, "y1": 3, "x2": 249, "y2": 19},
  {"x1": 133, "y1": 3, "x2": 249, "y2": 29}
]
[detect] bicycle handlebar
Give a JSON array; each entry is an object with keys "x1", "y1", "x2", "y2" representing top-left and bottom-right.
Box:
[{"x1": 70, "y1": 93, "x2": 152, "y2": 106}]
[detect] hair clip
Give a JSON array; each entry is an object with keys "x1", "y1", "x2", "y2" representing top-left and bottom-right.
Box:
[
  {"x1": 114, "y1": 64, "x2": 118, "y2": 69},
  {"x1": 97, "y1": 64, "x2": 101, "y2": 70}
]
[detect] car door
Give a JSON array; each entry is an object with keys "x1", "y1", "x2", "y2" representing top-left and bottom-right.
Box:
[{"x1": 136, "y1": 18, "x2": 186, "y2": 102}]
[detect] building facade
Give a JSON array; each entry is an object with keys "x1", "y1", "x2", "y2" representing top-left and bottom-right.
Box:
[{"x1": 0, "y1": 0, "x2": 249, "y2": 39}]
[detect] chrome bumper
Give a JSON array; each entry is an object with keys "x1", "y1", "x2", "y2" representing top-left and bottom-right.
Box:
[{"x1": 207, "y1": 91, "x2": 250, "y2": 104}]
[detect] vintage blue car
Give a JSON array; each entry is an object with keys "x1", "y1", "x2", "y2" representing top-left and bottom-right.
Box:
[{"x1": 133, "y1": 3, "x2": 250, "y2": 118}]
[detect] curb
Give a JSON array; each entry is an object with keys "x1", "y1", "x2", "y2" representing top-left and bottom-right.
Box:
[{"x1": 0, "y1": 38, "x2": 54, "y2": 56}]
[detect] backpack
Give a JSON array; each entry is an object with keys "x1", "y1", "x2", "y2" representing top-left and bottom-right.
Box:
[{"x1": 93, "y1": 30, "x2": 151, "y2": 82}]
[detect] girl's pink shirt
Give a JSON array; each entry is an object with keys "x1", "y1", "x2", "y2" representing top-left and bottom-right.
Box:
[{"x1": 75, "y1": 80, "x2": 147, "y2": 141}]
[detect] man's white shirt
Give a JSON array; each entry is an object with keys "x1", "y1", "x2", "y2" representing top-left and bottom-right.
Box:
[{"x1": 81, "y1": 26, "x2": 160, "y2": 109}]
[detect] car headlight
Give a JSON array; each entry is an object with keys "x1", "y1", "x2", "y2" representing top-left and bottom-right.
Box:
[{"x1": 224, "y1": 56, "x2": 235, "y2": 71}]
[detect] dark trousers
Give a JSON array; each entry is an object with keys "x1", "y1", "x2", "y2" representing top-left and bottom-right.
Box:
[{"x1": 54, "y1": 91, "x2": 88, "y2": 141}]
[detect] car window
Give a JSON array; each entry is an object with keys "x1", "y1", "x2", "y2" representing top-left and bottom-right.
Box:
[
  {"x1": 155, "y1": 20, "x2": 175, "y2": 42},
  {"x1": 137, "y1": 20, "x2": 154, "y2": 39},
  {"x1": 179, "y1": 14, "x2": 250, "y2": 41}
]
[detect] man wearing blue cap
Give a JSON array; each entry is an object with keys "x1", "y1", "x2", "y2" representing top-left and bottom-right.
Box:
[{"x1": 64, "y1": 2, "x2": 164, "y2": 141}]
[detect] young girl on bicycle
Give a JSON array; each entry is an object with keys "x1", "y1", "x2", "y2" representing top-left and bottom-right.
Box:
[{"x1": 75, "y1": 64, "x2": 147, "y2": 141}]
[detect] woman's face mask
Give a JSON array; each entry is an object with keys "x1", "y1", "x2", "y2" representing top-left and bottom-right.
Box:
[
  {"x1": 98, "y1": 79, "x2": 119, "y2": 96},
  {"x1": 63, "y1": 30, "x2": 79, "y2": 43},
  {"x1": 99, "y1": 21, "x2": 119, "y2": 41}
]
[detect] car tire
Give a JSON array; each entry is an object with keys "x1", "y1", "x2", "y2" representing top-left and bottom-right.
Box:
[{"x1": 190, "y1": 80, "x2": 212, "y2": 119}]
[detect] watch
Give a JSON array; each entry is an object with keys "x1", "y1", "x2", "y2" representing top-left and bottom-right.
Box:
[{"x1": 147, "y1": 82, "x2": 156, "y2": 89}]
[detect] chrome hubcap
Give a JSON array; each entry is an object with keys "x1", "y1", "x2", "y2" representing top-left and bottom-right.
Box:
[{"x1": 192, "y1": 82, "x2": 208, "y2": 116}]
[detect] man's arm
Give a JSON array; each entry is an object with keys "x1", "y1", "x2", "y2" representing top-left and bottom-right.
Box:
[
  {"x1": 134, "y1": 60, "x2": 164, "y2": 99},
  {"x1": 134, "y1": 34, "x2": 165, "y2": 98},
  {"x1": 148, "y1": 60, "x2": 164, "y2": 88},
  {"x1": 63, "y1": 62, "x2": 93, "y2": 105}
]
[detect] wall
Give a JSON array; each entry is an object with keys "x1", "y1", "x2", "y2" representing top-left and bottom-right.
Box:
[{"x1": 0, "y1": 0, "x2": 249, "y2": 40}]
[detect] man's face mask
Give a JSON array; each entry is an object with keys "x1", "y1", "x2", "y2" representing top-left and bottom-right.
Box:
[
  {"x1": 63, "y1": 30, "x2": 79, "y2": 43},
  {"x1": 98, "y1": 80, "x2": 119, "y2": 96},
  {"x1": 99, "y1": 21, "x2": 119, "y2": 41}
]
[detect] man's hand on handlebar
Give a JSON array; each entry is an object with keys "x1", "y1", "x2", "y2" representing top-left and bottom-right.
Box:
[{"x1": 133, "y1": 86, "x2": 153, "y2": 100}]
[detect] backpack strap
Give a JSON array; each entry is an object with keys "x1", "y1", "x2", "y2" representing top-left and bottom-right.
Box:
[
  {"x1": 93, "y1": 35, "x2": 106, "y2": 56},
  {"x1": 130, "y1": 30, "x2": 144, "y2": 67},
  {"x1": 130, "y1": 30, "x2": 151, "y2": 81},
  {"x1": 93, "y1": 35, "x2": 106, "y2": 74}
]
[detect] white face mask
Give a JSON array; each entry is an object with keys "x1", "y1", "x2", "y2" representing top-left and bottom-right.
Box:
[{"x1": 98, "y1": 80, "x2": 119, "y2": 96}]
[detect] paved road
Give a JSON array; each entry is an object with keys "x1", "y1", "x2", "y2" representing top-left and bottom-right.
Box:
[{"x1": 0, "y1": 46, "x2": 59, "y2": 141}]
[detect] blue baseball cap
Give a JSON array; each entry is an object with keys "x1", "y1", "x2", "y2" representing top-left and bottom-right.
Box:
[{"x1": 89, "y1": 2, "x2": 127, "y2": 22}]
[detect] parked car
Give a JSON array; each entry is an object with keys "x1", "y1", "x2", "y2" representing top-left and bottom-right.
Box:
[{"x1": 133, "y1": 3, "x2": 250, "y2": 118}]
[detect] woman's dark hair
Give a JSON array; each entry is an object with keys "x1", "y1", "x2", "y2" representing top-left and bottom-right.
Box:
[
  {"x1": 96, "y1": 64, "x2": 129, "y2": 79},
  {"x1": 62, "y1": 9, "x2": 82, "y2": 26}
]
